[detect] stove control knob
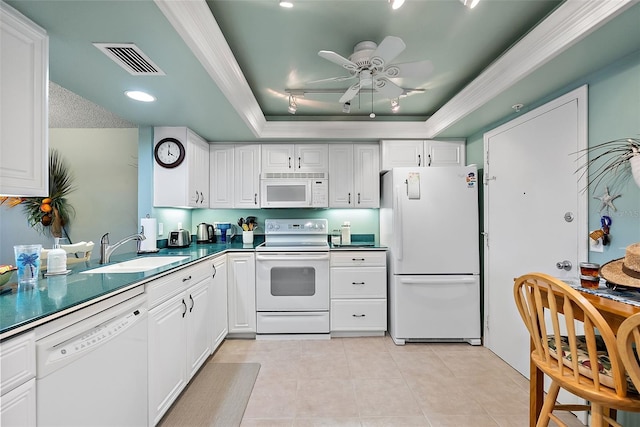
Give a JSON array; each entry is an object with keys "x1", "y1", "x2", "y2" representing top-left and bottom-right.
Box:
[{"x1": 266, "y1": 223, "x2": 273, "y2": 231}]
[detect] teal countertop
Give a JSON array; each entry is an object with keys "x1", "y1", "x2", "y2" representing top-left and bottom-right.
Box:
[{"x1": 0, "y1": 239, "x2": 256, "y2": 340}]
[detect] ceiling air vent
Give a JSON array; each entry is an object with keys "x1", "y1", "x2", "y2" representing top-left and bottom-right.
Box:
[{"x1": 93, "y1": 43, "x2": 165, "y2": 76}]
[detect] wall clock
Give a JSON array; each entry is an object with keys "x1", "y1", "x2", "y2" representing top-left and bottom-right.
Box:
[{"x1": 154, "y1": 137, "x2": 185, "y2": 168}]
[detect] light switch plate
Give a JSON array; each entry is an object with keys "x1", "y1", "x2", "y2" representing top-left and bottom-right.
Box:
[
  {"x1": 158, "y1": 223, "x2": 164, "y2": 236},
  {"x1": 589, "y1": 237, "x2": 604, "y2": 253}
]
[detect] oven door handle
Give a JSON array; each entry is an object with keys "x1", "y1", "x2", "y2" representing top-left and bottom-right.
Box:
[{"x1": 256, "y1": 253, "x2": 330, "y2": 261}]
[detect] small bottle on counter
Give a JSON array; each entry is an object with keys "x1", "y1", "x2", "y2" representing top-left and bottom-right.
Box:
[
  {"x1": 341, "y1": 221, "x2": 351, "y2": 245},
  {"x1": 47, "y1": 237, "x2": 67, "y2": 274}
]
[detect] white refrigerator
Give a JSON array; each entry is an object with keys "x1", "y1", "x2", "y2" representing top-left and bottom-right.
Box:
[{"x1": 380, "y1": 166, "x2": 481, "y2": 345}]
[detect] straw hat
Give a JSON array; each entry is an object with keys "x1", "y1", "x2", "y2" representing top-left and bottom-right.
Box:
[{"x1": 600, "y1": 243, "x2": 640, "y2": 288}]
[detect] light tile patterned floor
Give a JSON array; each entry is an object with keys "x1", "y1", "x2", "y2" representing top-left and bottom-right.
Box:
[{"x1": 210, "y1": 335, "x2": 586, "y2": 427}]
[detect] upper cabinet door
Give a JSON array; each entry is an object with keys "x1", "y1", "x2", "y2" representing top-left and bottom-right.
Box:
[
  {"x1": 261, "y1": 144, "x2": 295, "y2": 173},
  {"x1": 380, "y1": 140, "x2": 423, "y2": 170},
  {"x1": 295, "y1": 144, "x2": 328, "y2": 173},
  {"x1": 0, "y1": 3, "x2": 49, "y2": 197},
  {"x1": 426, "y1": 140, "x2": 465, "y2": 167},
  {"x1": 209, "y1": 145, "x2": 234, "y2": 209},
  {"x1": 353, "y1": 144, "x2": 380, "y2": 208},
  {"x1": 234, "y1": 145, "x2": 261, "y2": 209},
  {"x1": 328, "y1": 144, "x2": 355, "y2": 208}
]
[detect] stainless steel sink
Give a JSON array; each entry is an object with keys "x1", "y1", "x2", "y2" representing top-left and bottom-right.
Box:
[{"x1": 81, "y1": 256, "x2": 189, "y2": 274}]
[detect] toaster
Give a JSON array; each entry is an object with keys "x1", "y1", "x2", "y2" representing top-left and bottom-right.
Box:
[{"x1": 168, "y1": 229, "x2": 191, "y2": 247}]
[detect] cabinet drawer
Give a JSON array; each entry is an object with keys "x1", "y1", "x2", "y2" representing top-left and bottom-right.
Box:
[
  {"x1": 146, "y1": 270, "x2": 185, "y2": 308},
  {"x1": 330, "y1": 251, "x2": 386, "y2": 267},
  {"x1": 330, "y1": 299, "x2": 387, "y2": 331},
  {"x1": 0, "y1": 331, "x2": 36, "y2": 396},
  {"x1": 331, "y1": 268, "x2": 386, "y2": 298}
]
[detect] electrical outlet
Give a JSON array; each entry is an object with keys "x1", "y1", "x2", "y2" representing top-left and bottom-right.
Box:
[
  {"x1": 158, "y1": 223, "x2": 163, "y2": 236},
  {"x1": 589, "y1": 237, "x2": 604, "y2": 253}
]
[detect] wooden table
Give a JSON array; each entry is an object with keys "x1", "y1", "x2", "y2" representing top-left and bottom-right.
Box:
[{"x1": 530, "y1": 288, "x2": 640, "y2": 427}]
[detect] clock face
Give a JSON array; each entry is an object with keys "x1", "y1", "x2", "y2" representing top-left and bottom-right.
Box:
[{"x1": 154, "y1": 137, "x2": 185, "y2": 168}]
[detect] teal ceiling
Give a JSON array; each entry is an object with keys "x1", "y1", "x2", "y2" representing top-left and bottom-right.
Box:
[{"x1": 5, "y1": 0, "x2": 640, "y2": 141}]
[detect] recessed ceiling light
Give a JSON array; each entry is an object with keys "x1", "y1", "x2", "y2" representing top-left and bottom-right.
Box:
[
  {"x1": 460, "y1": 0, "x2": 480, "y2": 9},
  {"x1": 279, "y1": 1, "x2": 293, "y2": 8},
  {"x1": 125, "y1": 90, "x2": 156, "y2": 102},
  {"x1": 389, "y1": 0, "x2": 405, "y2": 9}
]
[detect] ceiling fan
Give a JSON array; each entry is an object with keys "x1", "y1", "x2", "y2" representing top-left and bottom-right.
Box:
[{"x1": 313, "y1": 36, "x2": 434, "y2": 105}]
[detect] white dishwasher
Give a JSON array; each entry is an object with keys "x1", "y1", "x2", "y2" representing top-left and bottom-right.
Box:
[{"x1": 36, "y1": 292, "x2": 148, "y2": 426}]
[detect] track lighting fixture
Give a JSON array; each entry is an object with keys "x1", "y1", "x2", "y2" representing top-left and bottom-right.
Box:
[
  {"x1": 460, "y1": 0, "x2": 480, "y2": 9},
  {"x1": 389, "y1": 0, "x2": 405, "y2": 10},
  {"x1": 391, "y1": 98, "x2": 400, "y2": 113},
  {"x1": 342, "y1": 102, "x2": 351, "y2": 114},
  {"x1": 288, "y1": 95, "x2": 297, "y2": 114},
  {"x1": 279, "y1": 1, "x2": 293, "y2": 8}
]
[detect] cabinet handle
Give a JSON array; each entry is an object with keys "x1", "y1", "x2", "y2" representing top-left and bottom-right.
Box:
[
  {"x1": 189, "y1": 294, "x2": 195, "y2": 312},
  {"x1": 288, "y1": 157, "x2": 292, "y2": 169},
  {"x1": 181, "y1": 299, "x2": 187, "y2": 318},
  {"x1": 200, "y1": 191, "x2": 204, "y2": 203},
  {"x1": 182, "y1": 275, "x2": 192, "y2": 282},
  {"x1": 195, "y1": 191, "x2": 200, "y2": 203},
  {"x1": 254, "y1": 193, "x2": 258, "y2": 205},
  {"x1": 352, "y1": 314, "x2": 366, "y2": 318},
  {"x1": 352, "y1": 258, "x2": 365, "y2": 261},
  {"x1": 298, "y1": 157, "x2": 301, "y2": 169},
  {"x1": 212, "y1": 263, "x2": 217, "y2": 279},
  {"x1": 428, "y1": 154, "x2": 432, "y2": 167},
  {"x1": 352, "y1": 282, "x2": 365, "y2": 285},
  {"x1": 348, "y1": 192, "x2": 351, "y2": 204},
  {"x1": 357, "y1": 193, "x2": 361, "y2": 204},
  {"x1": 418, "y1": 154, "x2": 421, "y2": 167}
]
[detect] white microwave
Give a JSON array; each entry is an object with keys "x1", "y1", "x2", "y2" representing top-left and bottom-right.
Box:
[{"x1": 260, "y1": 174, "x2": 328, "y2": 208}]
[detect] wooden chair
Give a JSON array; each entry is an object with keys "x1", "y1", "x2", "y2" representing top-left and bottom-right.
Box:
[
  {"x1": 41, "y1": 241, "x2": 94, "y2": 269},
  {"x1": 617, "y1": 312, "x2": 640, "y2": 397},
  {"x1": 513, "y1": 272, "x2": 640, "y2": 427}
]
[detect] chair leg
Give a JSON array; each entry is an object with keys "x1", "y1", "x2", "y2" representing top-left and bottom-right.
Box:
[
  {"x1": 591, "y1": 403, "x2": 604, "y2": 427},
  {"x1": 537, "y1": 381, "x2": 561, "y2": 427}
]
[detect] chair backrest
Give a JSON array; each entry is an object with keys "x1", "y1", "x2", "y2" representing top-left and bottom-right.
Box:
[
  {"x1": 41, "y1": 241, "x2": 94, "y2": 265},
  {"x1": 617, "y1": 312, "x2": 640, "y2": 392},
  {"x1": 513, "y1": 272, "x2": 630, "y2": 397}
]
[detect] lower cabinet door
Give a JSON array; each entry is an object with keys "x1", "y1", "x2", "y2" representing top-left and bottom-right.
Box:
[
  {"x1": 186, "y1": 279, "x2": 212, "y2": 379},
  {"x1": 148, "y1": 293, "x2": 187, "y2": 425},
  {"x1": 330, "y1": 299, "x2": 387, "y2": 331},
  {"x1": 0, "y1": 378, "x2": 36, "y2": 426}
]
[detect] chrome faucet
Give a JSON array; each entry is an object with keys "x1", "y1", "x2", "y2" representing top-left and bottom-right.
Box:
[{"x1": 100, "y1": 232, "x2": 146, "y2": 264}]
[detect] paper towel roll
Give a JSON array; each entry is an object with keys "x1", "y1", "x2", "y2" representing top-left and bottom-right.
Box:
[{"x1": 139, "y1": 218, "x2": 158, "y2": 252}]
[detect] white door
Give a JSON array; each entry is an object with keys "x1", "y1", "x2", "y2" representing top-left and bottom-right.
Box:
[{"x1": 484, "y1": 86, "x2": 588, "y2": 374}]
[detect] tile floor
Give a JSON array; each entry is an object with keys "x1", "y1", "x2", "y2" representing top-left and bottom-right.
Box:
[{"x1": 210, "y1": 335, "x2": 586, "y2": 427}]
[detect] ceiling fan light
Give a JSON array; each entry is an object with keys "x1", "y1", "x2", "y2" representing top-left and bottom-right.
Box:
[
  {"x1": 279, "y1": 1, "x2": 293, "y2": 8},
  {"x1": 391, "y1": 98, "x2": 400, "y2": 113},
  {"x1": 342, "y1": 102, "x2": 351, "y2": 114},
  {"x1": 389, "y1": 0, "x2": 405, "y2": 10},
  {"x1": 288, "y1": 95, "x2": 297, "y2": 114},
  {"x1": 460, "y1": 0, "x2": 480, "y2": 9}
]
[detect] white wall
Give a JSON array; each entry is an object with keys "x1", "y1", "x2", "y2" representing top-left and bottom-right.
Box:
[{"x1": 0, "y1": 128, "x2": 139, "y2": 263}]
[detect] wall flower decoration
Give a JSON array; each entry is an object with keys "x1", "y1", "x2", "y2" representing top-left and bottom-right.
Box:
[
  {"x1": 0, "y1": 149, "x2": 76, "y2": 238},
  {"x1": 576, "y1": 137, "x2": 640, "y2": 190}
]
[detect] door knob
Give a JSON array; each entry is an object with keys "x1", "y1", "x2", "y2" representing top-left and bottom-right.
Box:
[{"x1": 556, "y1": 260, "x2": 572, "y2": 271}]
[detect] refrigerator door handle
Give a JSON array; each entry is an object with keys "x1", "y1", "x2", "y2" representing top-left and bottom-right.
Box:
[
  {"x1": 394, "y1": 186, "x2": 403, "y2": 261},
  {"x1": 401, "y1": 277, "x2": 478, "y2": 285}
]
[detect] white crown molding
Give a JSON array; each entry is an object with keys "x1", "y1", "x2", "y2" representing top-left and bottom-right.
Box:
[
  {"x1": 157, "y1": 0, "x2": 636, "y2": 140},
  {"x1": 423, "y1": 0, "x2": 637, "y2": 137}
]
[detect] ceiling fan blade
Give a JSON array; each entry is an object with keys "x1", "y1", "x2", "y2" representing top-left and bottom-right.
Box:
[
  {"x1": 370, "y1": 36, "x2": 406, "y2": 69},
  {"x1": 383, "y1": 60, "x2": 434, "y2": 79},
  {"x1": 318, "y1": 50, "x2": 358, "y2": 71},
  {"x1": 339, "y1": 82, "x2": 361, "y2": 104},
  {"x1": 306, "y1": 75, "x2": 357, "y2": 84},
  {"x1": 374, "y1": 78, "x2": 404, "y2": 99}
]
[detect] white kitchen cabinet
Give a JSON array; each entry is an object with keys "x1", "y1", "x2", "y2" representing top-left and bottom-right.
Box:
[
  {"x1": 153, "y1": 127, "x2": 210, "y2": 208},
  {"x1": 227, "y1": 252, "x2": 256, "y2": 335},
  {"x1": 147, "y1": 263, "x2": 212, "y2": 425},
  {"x1": 234, "y1": 145, "x2": 261, "y2": 209},
  {"x1": 210, "y1": 254, "x2": 228, "y2": 351},
  {"x1": 0, "y1": 331, "x2": 36, "y2": 426},
  {"x1": 0, "y1": 2, "x2": 48, "y2": 197},
  {"x1": 380, "y1": 140, "x2": 465, "y2": 170},
  {"x1": 261, "y1": 144, "x2": 328, "y2": 174},
  {"x1": 328, "y1": 144, "x2": 379, "y2": 208},
  {"x1": 209, "y1": 144, "x2": 234, "y2": 208},
  {"x1": 330, "y1": 251, "x2": 387, "y2": 336}
]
